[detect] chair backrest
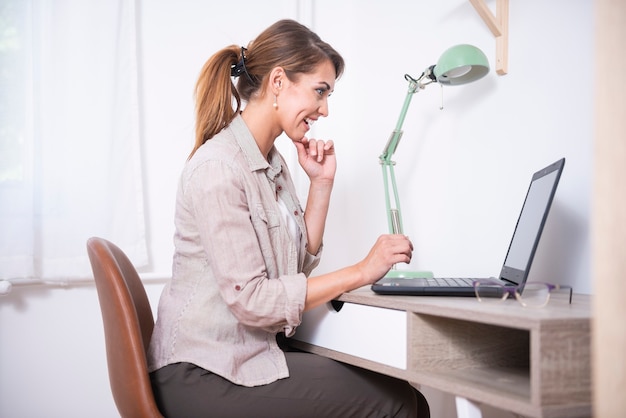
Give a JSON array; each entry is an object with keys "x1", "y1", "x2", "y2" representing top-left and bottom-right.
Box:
[{"x1": 86, "y1": 237, "x2": 163, "y2": 418}]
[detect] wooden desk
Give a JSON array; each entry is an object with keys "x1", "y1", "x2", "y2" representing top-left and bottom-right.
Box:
[{"x1": 291, "y1": 287, "x2": 591, "y2": 418}]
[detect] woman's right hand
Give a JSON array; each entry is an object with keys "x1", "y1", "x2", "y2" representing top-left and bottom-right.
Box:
[
  {"x1": 304, "y1": 234, "x2": 414, "y2": 312},
  {"x1": 355, "y1": 234, "x2": 414, "y2": 286}
]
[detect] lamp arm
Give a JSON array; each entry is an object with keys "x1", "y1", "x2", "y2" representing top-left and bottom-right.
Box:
[
  {"x1": 379, "y1": 72, "x2": 430, "y2": 235},
  {"x1": 379, "y1": 77, "x2": 421, "y2": 162},
  {"x1": 381, "y1": 160, "x2": 403, "y2": 234}
]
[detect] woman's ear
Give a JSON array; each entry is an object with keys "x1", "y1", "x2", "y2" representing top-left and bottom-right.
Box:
[{"x1": 269, "y1": 67, "x2": 284, "y2": 94}]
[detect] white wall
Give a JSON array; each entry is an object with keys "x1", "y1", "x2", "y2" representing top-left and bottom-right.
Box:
[
  {"x1": 0, "y1": 1, "x2": 593, "y2": 417},
  {"x1": 309, "y1": 0, "x2": 592, "y2": 294},
  {"x1": 141, "y1": 0, "x2": 593, "y2": 294}
]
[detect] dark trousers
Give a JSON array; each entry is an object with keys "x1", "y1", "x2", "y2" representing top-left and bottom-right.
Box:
[{"x1": 150, "y1": 353, "x2": 429, "y2": 417}]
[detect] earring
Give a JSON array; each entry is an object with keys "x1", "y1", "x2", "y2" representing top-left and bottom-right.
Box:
[{"x1": 273, "y1": 95, "x2": 278, "y2": 109}]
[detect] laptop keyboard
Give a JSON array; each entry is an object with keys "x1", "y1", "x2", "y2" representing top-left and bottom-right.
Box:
[{"x1": 424, "y1": 277, "x2": 475, "y2": 287}]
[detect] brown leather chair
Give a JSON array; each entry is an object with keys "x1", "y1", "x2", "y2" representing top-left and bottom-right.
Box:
[{"x1": 87, "y1": 237, "x2": 163, "y2": 418}]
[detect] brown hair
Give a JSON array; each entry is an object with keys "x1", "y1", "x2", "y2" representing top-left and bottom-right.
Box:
[{"x1": 190, "y1": 19, "x2": 345, "y2": 159}]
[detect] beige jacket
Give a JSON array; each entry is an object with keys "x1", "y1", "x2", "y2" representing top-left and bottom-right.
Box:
[{"x1": 148, "y1": 115, "x2": 321, "y2": 386}]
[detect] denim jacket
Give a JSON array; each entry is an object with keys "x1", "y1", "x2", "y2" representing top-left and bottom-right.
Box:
[{"x1": 148, "y1": 115, "x2": 321, "y2": 386}]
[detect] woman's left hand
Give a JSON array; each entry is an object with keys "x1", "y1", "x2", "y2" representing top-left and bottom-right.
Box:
[{"x1": 294, "y1": 137, "x2": 336, "y2": 182}]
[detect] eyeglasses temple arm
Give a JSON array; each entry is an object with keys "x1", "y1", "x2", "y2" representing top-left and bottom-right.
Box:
[{"x1": 556, "y1": 284, "x2": 573, "y2": 304}]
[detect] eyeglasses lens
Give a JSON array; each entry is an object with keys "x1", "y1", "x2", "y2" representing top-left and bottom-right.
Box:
[
  {"x1": 474, "y1": 283, "x2": 508, "y2": 303},
  {"x1": 517, "y1": 283, "x2": 550, "y2": 307}
]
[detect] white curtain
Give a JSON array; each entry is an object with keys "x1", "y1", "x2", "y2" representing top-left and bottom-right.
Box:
[{"x1": 0, "y1": 0, "x2": 148, "y2": 281}]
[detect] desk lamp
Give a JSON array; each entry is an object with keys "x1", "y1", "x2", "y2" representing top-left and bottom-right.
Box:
[{"x1": 380, "y1": 44, "x2": 489, "y2": 279}]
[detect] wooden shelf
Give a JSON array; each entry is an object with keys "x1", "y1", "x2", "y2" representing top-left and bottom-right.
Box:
[{"x1": 469, "y1": 0, "x2": 509, "y2": 75}]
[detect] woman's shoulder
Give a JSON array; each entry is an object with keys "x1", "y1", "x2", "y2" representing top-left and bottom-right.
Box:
[{"x1": 186, "y1": 127, "x2": 241, "y2": 167}]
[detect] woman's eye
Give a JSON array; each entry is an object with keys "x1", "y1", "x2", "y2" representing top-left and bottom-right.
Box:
[{"x1": 316, "y1": 87, "x2": 329, "y2": 97}]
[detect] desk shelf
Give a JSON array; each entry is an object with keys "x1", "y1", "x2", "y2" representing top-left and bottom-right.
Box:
[{"x1": 292, "y1": 287, "x2": 592, "y2": 418}]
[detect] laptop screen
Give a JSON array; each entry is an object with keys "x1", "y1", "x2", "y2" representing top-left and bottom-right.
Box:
[{"x1": 499, "y1": 159, "x2": 564, "y2": 285}]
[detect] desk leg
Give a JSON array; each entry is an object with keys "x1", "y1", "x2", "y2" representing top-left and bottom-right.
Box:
[{"x1": 455, "y1": 397, "x2": 482, "y2": 418}]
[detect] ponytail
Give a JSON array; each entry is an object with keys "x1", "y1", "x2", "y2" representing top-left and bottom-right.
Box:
[{"x1": 189, "y1": 46, "x2": 241, "y2": 159}]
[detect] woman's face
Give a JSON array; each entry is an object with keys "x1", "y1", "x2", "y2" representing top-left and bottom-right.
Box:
[{"x1": 277, "y1": 60, "x2": 336, "y2": 142}]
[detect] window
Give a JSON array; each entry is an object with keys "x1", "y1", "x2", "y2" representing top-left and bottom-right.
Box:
[{"x1": 0, "y1": 0, "x2": 148, "y2": 281}]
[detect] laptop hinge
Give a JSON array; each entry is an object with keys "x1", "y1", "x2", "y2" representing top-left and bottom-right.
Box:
[{"x1": 501, "y1": 278, "x2": 518, "y2": 286}]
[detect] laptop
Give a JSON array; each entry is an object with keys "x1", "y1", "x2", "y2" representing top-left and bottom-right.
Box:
[{"x1": 371, "y1": 158, "x2": 565, "y2": 296}]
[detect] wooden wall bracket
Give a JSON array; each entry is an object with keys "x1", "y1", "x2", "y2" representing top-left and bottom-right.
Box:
[{"x1": 469, "y1": 0, "x2": 509, "y2": 75}]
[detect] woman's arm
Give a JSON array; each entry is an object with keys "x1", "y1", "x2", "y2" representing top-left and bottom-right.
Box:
[
  {"x1": 304, "y1": 234, "x2": 413, "y2": 311},
  {"x1": 302, "y1": 179, "x2": 332, "y2": 254},
  {"x1": 294, "y1": 137, "x2": 413, "y2": 311},
  {"x1": 294, "y1": 137, "x2": 336, "y2": 255}
]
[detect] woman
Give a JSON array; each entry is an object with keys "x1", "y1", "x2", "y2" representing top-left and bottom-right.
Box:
[{"x1": 148, "y1": 19, "x2": 429, "y2": 417}]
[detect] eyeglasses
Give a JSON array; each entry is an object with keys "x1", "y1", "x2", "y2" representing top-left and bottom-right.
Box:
[{"x1": 472, "y1": 279, "x2": 573, "y2": 308}]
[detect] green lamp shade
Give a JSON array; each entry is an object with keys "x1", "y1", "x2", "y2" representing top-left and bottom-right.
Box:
[{"x1": 434, "y1": 44, "x2": 490, "y2": 86}]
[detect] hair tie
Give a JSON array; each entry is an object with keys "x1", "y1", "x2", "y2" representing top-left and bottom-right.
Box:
[{"x1": 230, "y1": 46, "x2": 254, "y2": 83}]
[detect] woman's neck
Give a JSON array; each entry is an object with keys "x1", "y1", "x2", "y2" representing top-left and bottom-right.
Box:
[{"x1": 241, "y1": 100, "x2": 282, "y2": 158}]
